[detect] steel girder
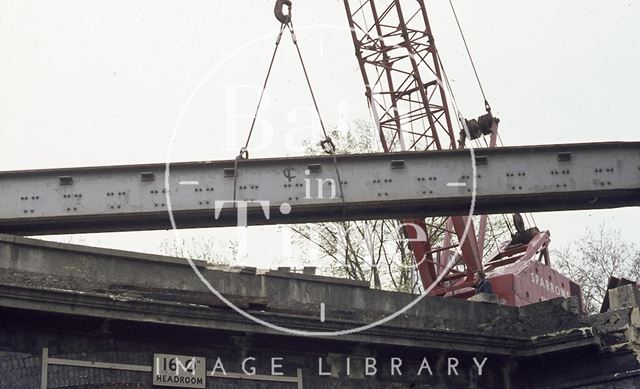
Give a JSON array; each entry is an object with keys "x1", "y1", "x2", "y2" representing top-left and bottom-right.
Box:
[{"x1": 0, "y1": 142, "x2": 638, "y2": 235}]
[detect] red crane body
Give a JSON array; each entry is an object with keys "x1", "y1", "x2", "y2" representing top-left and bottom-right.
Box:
[{"x1": 340, "y1": 0, "x2": 582, "y2": 306}]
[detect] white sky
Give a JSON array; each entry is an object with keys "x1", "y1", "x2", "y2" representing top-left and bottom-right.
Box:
[{"x1": 1, "y1": 1, "x2": 638, "y2": 267}]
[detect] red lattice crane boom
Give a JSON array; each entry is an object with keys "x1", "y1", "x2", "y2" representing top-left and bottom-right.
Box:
[
  {"x1": 340, "y1": 0, "x2": 581, "y2": 306},
  {"x1": 342, "y1": 0, "x2": 485, "y2": 291}
]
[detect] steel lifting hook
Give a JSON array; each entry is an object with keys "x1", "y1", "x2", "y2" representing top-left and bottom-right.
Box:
[
  {"x1": 237, "y1": 147, "x2": 249, "y2": 160},
  {"x1": 274, "y1": 0, "x2": 292, "y2": 24},
  {"x1": 320, "y1": 137, "x2": 336, "y2": 154}
]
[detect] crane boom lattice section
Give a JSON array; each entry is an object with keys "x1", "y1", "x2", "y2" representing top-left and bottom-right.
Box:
[{"x1": 343, "y1": 0, "x2": 456, "y2": 152}]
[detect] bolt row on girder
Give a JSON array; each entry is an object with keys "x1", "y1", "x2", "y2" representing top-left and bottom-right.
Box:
[{"x1": 0, "y1": 142, "x2": 638, "y2": 235}]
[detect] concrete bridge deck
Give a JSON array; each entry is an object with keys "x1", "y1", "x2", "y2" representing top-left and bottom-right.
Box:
[{"x1": 0, "y1": 234, "x2": 639, "y2": 388}]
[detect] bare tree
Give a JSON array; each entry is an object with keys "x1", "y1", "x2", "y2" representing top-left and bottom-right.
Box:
[
  {"x1": 291, "y1": 121, "x2": 512, "y2": 292},
  {"x1": 472, "y1": 215, "x2": 514, "y2": 259},
  {"x1": 159, "y1": 236, "x2": 237, "y2": 265},
  {"x1": 292, "y1": 219, "x2": 422, "y2": 291},
  {"x1": 555, "y1": 224, "x2": 640, "y2": 314}
]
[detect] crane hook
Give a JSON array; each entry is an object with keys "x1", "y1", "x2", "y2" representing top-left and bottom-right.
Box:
[
  {"x1": 319, "y1": 137, "x2": 336, "y2": 154},
  {"x1": 274, "y1": 0, "x2": 292, "y2": 24}
]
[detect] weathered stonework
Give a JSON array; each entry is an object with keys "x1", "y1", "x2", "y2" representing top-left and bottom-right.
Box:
[{"x1": 1, "y1": 234, "x2": 639, "y2": 388}]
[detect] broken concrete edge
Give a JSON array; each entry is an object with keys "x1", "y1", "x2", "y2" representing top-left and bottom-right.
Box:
[
  {"x1": 0, "y1": 233, "x2": 371, "y2": 288},
  {"x1": 263, "y1": 269, "x2": 370, "y2": 288},
  {"x1": 0, "y1": 233, "x2": 209, "y2": 269},
  {"x1": 0, "y1": 282, "x2": 602, "y2": 358},
  {"x1": 609, "y1": 284, "x2": 640, "y2": 311},
  {"x1": 3, "y1": 233, "x2": 639, "y2": 359},
  {"x1": 536, "y1": 368, "x2": 640, "y2": 389},
  {"x1": 0, "y1": 261, "x2": 523, "y2": 335},
  {"x1": 467, "y1": 293, "x2": 499, "y2": 304},
  {"x1": 0, "y1": 235, "x2": 608, "y2": 335}
]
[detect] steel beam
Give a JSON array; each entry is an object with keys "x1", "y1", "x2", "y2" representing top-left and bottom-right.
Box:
[{"x1": 0, "y1": 142, "x2": 638, "y2": 235}]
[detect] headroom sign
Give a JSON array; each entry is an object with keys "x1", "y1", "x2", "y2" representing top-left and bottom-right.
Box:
[{"x1": 153, "y1": 353, "x2": 206, "y2": 388}]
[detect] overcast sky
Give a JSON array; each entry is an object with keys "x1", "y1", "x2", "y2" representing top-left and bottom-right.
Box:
[{"x1": 1, "y1": 1, "x2": 638, "y2": 267}]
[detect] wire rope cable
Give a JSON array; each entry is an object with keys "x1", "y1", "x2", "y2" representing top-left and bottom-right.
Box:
[{"x1": 234, "y1": 5, "x2": 346, "y2": 216}]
